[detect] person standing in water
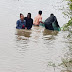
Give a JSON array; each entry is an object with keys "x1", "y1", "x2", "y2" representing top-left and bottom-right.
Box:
[
  {"x1": 24, "y1": 13, "x2": 33, "y2": 30},
  {"x1": 44, "y1": 14, "x2": 60, "y2": 30},
  {"x1": 16, "y1": 13, "x2": 26, "y2": 29},
  {"x1": 33, "y1": 10, "x2": 44, "y2": 26}
]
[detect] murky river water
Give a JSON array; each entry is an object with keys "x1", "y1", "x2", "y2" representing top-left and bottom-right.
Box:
[{"x1": 0, "y1": 0, "x2": 72, "y2": 72}]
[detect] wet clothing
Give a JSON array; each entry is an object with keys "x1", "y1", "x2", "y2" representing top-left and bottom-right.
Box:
[
  {"x1": 16, "y1": 19, "x2": 26, "y2": 29},
  {"x1": 44, "y1": 15, "x2": 60, "y2": 30},
  {"x1": 33, "y1": 14, "x2": 42, "y2": 25},
  {"x1": 24, "y1": 17, "x2": 33, "y2": 29},
  {"x1": 45, "y1": 23, "x2": 54, "y2": 30}
]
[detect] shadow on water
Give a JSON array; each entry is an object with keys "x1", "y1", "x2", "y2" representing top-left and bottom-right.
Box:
[
  {"x1": 16, "y1": 29, "x2": 32, "y2": 39},
  {"x1": 15, "y1": 29, "x2": 32, "y2": 55},
  {"x1": 43, "y1": 29, "x2": 59, "y2": 36},
  {"x1": 43, "y1": 29, "x2": 59, "y2": 41}
]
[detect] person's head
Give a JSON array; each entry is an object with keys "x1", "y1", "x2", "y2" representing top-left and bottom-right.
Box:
[
  {"x1": 50, "y1": 13, "x2": 54, "y2": 16},
  {"x1": 20, "y1": 13, "x2": 24, "y2": 20},
  {"x1": 38, "y1": 10, "x2": 42, "y2": 15},
  {"x1": 27, "y1": 13, "x2": 31, "y2": 19}
]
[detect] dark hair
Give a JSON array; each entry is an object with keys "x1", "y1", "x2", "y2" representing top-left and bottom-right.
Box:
[
  {"x1": 38, "y1": 10, "x2": 42, "y2": 15},
  {"x1": 50, "y1": 13, "x2": 54, "y2": 16},
  {"x1": 28, "y1": 13, "x2": 31, "y2": 18},
  {"x1": 20, "y1": 13, "x2": 23, "y2": 17}
]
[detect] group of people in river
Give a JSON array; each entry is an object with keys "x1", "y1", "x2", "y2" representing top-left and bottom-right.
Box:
[{"x1": 16, "y1": 10, "x2": 60, "y2": 31}]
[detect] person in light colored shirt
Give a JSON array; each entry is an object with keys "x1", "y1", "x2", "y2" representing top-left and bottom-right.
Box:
[{"x1": 33, "y1": 10, "x2": 44, "y2": 26}]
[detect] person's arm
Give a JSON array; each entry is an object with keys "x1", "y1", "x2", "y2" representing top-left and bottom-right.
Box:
[
  {"x1": 39, "y1": 17, "x2": 44, "y2": 24},
  {"x1": 56, "y1": 20, "x2": 60, "y2": 27},
  {"x1": 24, "y1": 20, "x2": 27, "y2": 29},
  {"x1": 24, "y1": 17, "x2": 27, "y2": 28},
  {"x1": 54, "y1": 17, "x2": 60, "y2": 27},
  {"x1": 16, "y1": 20, "x2": 20, "y2": 29},
  {"x1": 39, "y1": 21, "x2": 44, "y2": 24}
]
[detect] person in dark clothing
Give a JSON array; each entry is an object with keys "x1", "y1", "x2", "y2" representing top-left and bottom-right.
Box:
[
  {"x1": 44, "y1": 14, "x2": 60, "y2": 30},
  {"x1": 24, "y1": 13, "x2": 33, "y2": 30}
]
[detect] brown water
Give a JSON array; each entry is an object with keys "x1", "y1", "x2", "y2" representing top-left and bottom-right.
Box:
[{"x1": 0, "y1": 0, "x2": 72, "y2": 72}]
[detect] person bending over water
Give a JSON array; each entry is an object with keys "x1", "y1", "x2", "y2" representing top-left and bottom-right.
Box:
[
  {"x1": 33, "y1": 10, "x2": 44, "y2": 26},
  {"x1": 44, "y1": 14, "x2": 60, "y2": 30},
  {"x1": 24, "y1": 13, "x2": 33, "y2": 30},
  {"x1": 16, "y1": 13, "x2": 26, "y2": 29}
]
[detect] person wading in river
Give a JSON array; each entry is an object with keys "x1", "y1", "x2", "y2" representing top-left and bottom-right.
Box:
[
  {"x1": 44, "y1": 14, "x2": 60, "y2": 30},
  {"x1": 24, "y1": 13, "x2": 33, "y2": 30},
  {"x1": 16, "y1": 13, "x2": 26, "y2": 29},
  {"x1": 33, "y1": 10, "x2": 44, "y2": 26}
]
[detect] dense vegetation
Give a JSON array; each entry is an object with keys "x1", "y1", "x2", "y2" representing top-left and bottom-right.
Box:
[{"x1": 63, "y1": 0, "x2": 72, "y2": 31}]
